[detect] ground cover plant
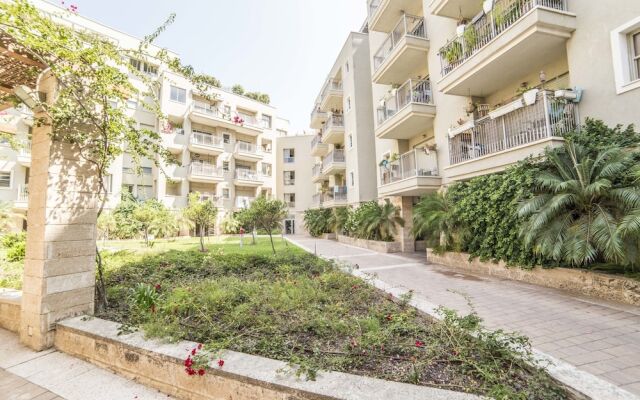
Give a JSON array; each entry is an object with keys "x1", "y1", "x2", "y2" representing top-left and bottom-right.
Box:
[{"x1": 99, "y1": 237, "x2": 566, "y2": 399}]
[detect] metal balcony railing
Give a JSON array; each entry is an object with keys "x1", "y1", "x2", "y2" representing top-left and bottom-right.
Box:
[
  {"x1": 311, "y1": 134, "x2": 324, "y2": 150},
  {"x1": 189, "y1": 164, "x2": 223, "y2": 178},
  {"x1": 310, "y1": 104, "x2": 327, "y2": 121},
  {"x1": 17, "y1": 184, "x2": 28, "y2": 202},
  {"x1": 439, "y1": 0, "x2": 568, "y2": 76},
  {"x1": 191, "y1": 131, "x2": 223, "y2": 147},
  {"x1": 235, "y1": 169, "x2": 261, "y2": 181},
  {"x1": 193, "y1": 101, "x2": 220, "y2": 116},
  {"x1": 322, "y1": 149, "x2": 346, "y2": 170},
  {"x1": 448, "y1": 90, "x2": 578, "y2": 165},
  {"x1": 323, "y1": 115, "x2": 344, "y2": 132},
  {"x1": 328, "y1": 186, "x2": 348, "y2": 202},
  {"x1": 237, "y1": 112, "x2": 260, "y2": 128},
  {"x1": 18, "y1": 140, "x2": 31, "y2": 157},
  {"x1": 380, "y1": 149, "x2": 439, "y2": 185},
  {"x1": 312, "y1": 163, "x2": 323, "y2": 179},
  {"x1": 374, "y1": 15, "x2": 427, "y2": 71},
  {"x1": 321, "y1": 79, "x2": 343, "y2": 99},
  {"x1": 377, "y1": 78, "x2": 433, "y2": 125},
  {"x1": 235, "y1": 141, "x2": 259, "y2": 154}
]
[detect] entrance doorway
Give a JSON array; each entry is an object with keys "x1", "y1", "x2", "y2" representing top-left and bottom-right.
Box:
[{"x1": 284, "y1": 219, "x2": 295, "y2": 235}]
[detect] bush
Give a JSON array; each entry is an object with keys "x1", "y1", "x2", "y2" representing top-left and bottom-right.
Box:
[
  {"x1": 219, "y1": 213, "x2": 241, "y2": 234},
  {"x1": 303, "y1": 208, "x2": 331, "y2": 237},
  {"x1": 1, "y1": 232, "x2": 26, "y2": 262}
]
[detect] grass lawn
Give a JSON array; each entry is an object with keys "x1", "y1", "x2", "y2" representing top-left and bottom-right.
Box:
[{"x1": 99, "y1": 236, "x2": 566, "y2": 399}]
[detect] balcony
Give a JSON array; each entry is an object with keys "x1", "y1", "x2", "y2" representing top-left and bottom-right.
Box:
[
  {"x1": 437, "y1": 0, "x2": 576, "y2": 96},
  {"x1": 234, "y1": 141, "x2": 263, "y2": 162},
  {"x1": 165, "y1": 165, "x2": 187, "y2": 181},
  {"x1": 235, "y1": 196, "x2": 256, "y2": 209},
  {"x1": 16, "y1": 140, "x2": 31, "y2": 167},
  {"x1": 321, "y1": 149, "x2": 346, "y2": 176},
  {"x1": 310, "y1": 135, "x2": 329, "y2": 157},
  {"x1": 190, "y1": 102, "x2": 263, "y2": 136},
  {"x1": 322, "y1": 187, "x2": 348, "y2": 208},
  {"x1": 372, "y1": 15, "x2": 429, "y2": 85},
  {"x1": 188, "y1": 164, "x2": 224, "y2": 183},
  {"x1": 447, "y1": 90, "x2": 578, "y2": 179},
  {"x1": 319, "y1": 79, "x2": 343, "y2": 112},
  {"x1": 162, "y1": 129, "x2": 187, "y2": 154},
  {"x1": 311, "y1": 193, "x2": 323, "y2": 209},
  {"x1": 234, "y1": 169, "x2": 263, "y2": 187},
  {"x1": 320, "y1": 115, "x2": 345, "y2": 145},
  {"x1": 14, "y1": 184, "x2": 28, "y2": 210},
  {"x1": 376, "y1": 78, "x2": 436, "y2": 140},
  {"x1": 367, "y1": 0, "x2": 424, "y2": 33},
  {"x1": 311, "y1": 163, "x2": 325, "y2": 183},
  {"x1": 310, "y1": 105, "x2": 328, "y2": 129},
  {"x1": 430, "y1": 0, "x2": 482, "y2": 20},
  {"x1": 188, "y1": 130, "x2": 224, "y2": 155},
  {"x1": 379, "y1": 149, "x2": 441, "y2": 197}
]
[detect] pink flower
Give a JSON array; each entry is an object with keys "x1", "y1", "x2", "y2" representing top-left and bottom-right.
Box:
[
  {"x1": 415, "y1": 340, "x2": 425, "y2": 348},
  {"x1": 191, "y1": 348, "x2": 197, "y2": 356},
  {"x1": 184, "y1": 357, "x2": 193, "y2": 367},
  {"x1": 197, "y1": 343, "x2": 203, "y2": 350},
  {"x1": 217, "y1": 359, "x2": 224, "y2": 368},
  {"x1": 198, "y1": 369, "x2": 205, "y2": 376}
]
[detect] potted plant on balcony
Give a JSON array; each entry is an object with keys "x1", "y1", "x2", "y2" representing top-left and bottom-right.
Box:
[
  {"x1": 463, "y1": 25, "x2": 478, "y2": 49},
  {"x1": 441, "y1": 41, "x2": 463, "y2": 65}
]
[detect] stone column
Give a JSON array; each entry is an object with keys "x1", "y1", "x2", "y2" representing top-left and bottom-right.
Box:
[
  {"x1": 392, "y1": 196, "x2": 415, "y2": 253},
  {"x1": 20, "y1": 73, "x2": 99, "y2": 350}
]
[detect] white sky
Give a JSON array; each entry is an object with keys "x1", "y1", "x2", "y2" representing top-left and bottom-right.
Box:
[{"x1": 70, "y1": 0, "x2": 367, "y2": 133}]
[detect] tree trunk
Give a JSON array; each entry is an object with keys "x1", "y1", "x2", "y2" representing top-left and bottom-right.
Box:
[
  {"x1": 251, "y1": 226, "x2": 256, "y2": 245},
  {"x1": 268, "y1": 230, "x2": 276, "y2": 255},
  {"x1": 199, "y1": 225, "x2": 205, "y2": 252},
  {"x1": 144, "y1": 227, "x2": 149, "y2": 247}
]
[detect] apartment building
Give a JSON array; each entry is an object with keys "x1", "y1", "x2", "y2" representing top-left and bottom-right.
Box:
[
  {"x1": 0, "y1": 0, "x2": 295, "y2": 233},
  {"x1": 365, "y1": 0, "x2": 640, "y2": 251},
  {"x1": 309, "y1": 32, "x2": 379, "y2": 210}
]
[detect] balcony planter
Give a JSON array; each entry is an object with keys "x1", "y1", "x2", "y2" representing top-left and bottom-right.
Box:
[
  {"x1": 488, "y1": 98, "x2": 524, "y2": 119},
  {"x1": 483, "y1": 0, "x2": 494, "y2": 14},
  {"x1": 522, "y1": 89, "x2": 539, "y2": 106},
  {"x1": 448, "y1": 120, "x2": 475, "y2": 138}
]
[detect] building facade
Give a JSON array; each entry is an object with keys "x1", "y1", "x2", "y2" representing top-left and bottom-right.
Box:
[
  {"x1": 363, "y1": 0, "x2": 640, "y2": 251},
  {"x1": 309, "y1": 32, "x2": 379, "y2": 210}
]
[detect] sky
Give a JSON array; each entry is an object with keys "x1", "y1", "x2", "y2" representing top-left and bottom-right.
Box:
[{"x1": 67, "y1": 0, "x2": 367, "y2": 133}]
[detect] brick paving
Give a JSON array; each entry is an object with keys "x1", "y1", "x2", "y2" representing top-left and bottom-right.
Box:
[{"x1": 289, "y1": 236, "x2": 640, "y2": 399}]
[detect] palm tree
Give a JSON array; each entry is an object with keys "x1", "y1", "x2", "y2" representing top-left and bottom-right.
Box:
[
  {"x1": 518, "y1": 142, "x2": 640, "y2": 267},
  {"x1": 412, "y1": 192, "x2": 459, "y2": 249},
  {"x1": 303, "y1": 209, "x2": 331, "y2": 237},
  {"x1": 328, "y1": 207, "x2": 350, "y2": 235},
  {"x1": 358, "y1": 200, "x2": 404, "y2": 242}
]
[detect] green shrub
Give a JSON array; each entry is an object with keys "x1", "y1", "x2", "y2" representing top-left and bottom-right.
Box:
[
  {"x1": 1, "y1": 232, "x2": 25, "y2": 249},
  {"x1": 1, "y1": 232, "x2": 26, "y2": 262},
  {"x1": 303, "y1": 208, "x2": 331, "y2": 237}
]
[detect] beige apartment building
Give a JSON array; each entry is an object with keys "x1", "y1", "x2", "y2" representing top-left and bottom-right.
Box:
[
  {"x1": 362, "y1": 0, "x2": 640, "y2": 251},
  {"x1": 309, "y1": 32, "x2": 379, "y2": 210},
  {"x1": 0, "y1": 0, "x2": 305, "y2": 233}
]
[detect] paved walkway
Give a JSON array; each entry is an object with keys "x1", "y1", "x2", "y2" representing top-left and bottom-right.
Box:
[
  {"x1": 288, "y1": 235, "x2": 640, "y2": 400},
  {"x1": 0, "y1": 329, "x2": 172, "y2": 400}
]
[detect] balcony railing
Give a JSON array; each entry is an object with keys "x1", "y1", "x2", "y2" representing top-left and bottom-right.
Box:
[
  {"x1": 328, "y1": 186, "x2": 348, "y2": 202},
  {"x1": 17, "y1": 184, "x2": 28, "y2": 202},
  {"x1": 237, "y1": 112, "x2": 260, "y2": 128},
  {"x1": 448, "y1": 90, "x2": 578, "y2": 165},
  {"x1": 380, "y1": 149, "x2": 439, "y2": 185},
  {"x1": 368, "y1": 0, "x2": 381, "y2": 17},
  {"x1": 311, "y1": 134, "x2": 323, "y2": 150},
  {"x1": 189, "y1": 164, "x2": 223, "y2": 178},
  {"x1": 312, "y1": 163, "x2": 323, "y2": 179},
  {"x1": 235, "y1": 169, "x2": 261, "y2": 181},
  {"x1": 235, "y1": 141, "x2": 259, "y2": 154},
  {"x1": 439, "y1": 0, "x2": 568, "y2": 76},
  {"x1": 321, "y1": 79, "x2": 343, "y2": 98},
  {"x1": 236, "y1": 196, "x2": 256, "y2": 209},
  {"x1": 191, "y1": 131, "x2": 223, "y2": 147},
  {"x1": 377, "y1": 78, "x2": 433, "y2": 125},
  {"x1": 18, "y1": 140, "x2": 31, "y2": 157},
  {"x1": 322, "y1": 149, "x2": 346, "y2": 170},
  {"x1": 310, "y1": 105, "x2": 326, "y2": 121},
  {"x1": 312, "y1": 193, "x2": 323, "y2": 207},
  {"x1": 323, "y1": 114, "x2": 344, "y2": 132},
  {"x1": 374, "y1": 15, "x2": 427, "y2": 71},
  {"x1": 193, "y1": 101, "x2": 220, "y2": 116}
]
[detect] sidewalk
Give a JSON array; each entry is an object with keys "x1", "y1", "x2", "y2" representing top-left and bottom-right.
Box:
[
  {"x1": 0, "y1": 328, "x2": 172, "y2": 400},
  {"x1": 288, "y1": 235, "x2": 640, "y2": 400}
]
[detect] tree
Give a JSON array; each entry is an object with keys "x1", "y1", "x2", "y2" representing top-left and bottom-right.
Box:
[
  {"x1": 183, "y1": 192, "x2": 218, "y2": 252},
  {"x1": 303, "y1": 208, "x2": 331, "y2": 237},
  {"x1": 328, "y1": 207, "x2": 351, "y2": 235},
  {"x1": 353, "y1": 200, "x2": 404, "y2": 242},
  {"x1": 149, "y1": 208, "x2": 178, "y2": 239},
  {"x1": 413, "y1": 192, "x2": 460, "y2": 249},
  {"x1": 518, "y1": 142, "x2": 640, "y2": 268},
  {"x1": 131, "y1": 200, "x2": 165, "y2": 246},
  {"x1": 236, "y1": 208, "x2": 257, "y2": 245},
  {"x1": 250, "y1": 196, "x2": 287, "y2": 254},
  {"x1": 0, "y1": 0, "x2": 222, "y2": 310},
  {"x1": 231, "y1": 84, "x2": 245, "y2": 95},
  {"x1": 96, "y1": 212, "x2": 116, "y2": 243}
]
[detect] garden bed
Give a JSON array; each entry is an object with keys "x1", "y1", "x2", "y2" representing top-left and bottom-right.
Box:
[
  {"x1": 337, "y1": 235, "x2": 401, "y2": 253},
  {"x1": 97, "y1": 238, "x2": 568, "y2": 399},
  {"x1": 428, "y1": 250, "x2": 640, "y2": 306}
]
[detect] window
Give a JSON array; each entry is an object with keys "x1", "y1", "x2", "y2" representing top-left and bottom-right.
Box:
[
  {"x1": 0, "y1": 172, "x2": 10, "y2": 188},
  {"x1": 222, "y1": 161, "x2": 230, "y2": 172},
  {"x1": 346, "y1": 97, "x2": 352, "y2": 111},
  {"x1": 223, "y1": 133, "x2": 231, "y2": 144},
  {"x1": 261, "y1": 163, "x2": 272, "y2": 176},
  {"x1": 261, "y1": 114, "x2": 272, "y2": 129},
  {"x1": 276, "y1": 129, "x2": 287, "y2": 137},
  {"x1": 142, "y1": 167, "x2": 152, "y2": 175},
  {"x1": 222, "y1": 188, "x2": 230, "y2": 199},
  {"x1": 137, "y1": 185, "x2": 153, "y2": 200},
  {"x1": 166, "y1": 182, "x2": 181, "y2": 196},
  {"x1": 350, "y1": 172, "x2": 355, "y2": 187},
  {"x1": 632, "y1": 30, "x2": 640, "y2": 81},
  {"x1": 122, "y1": 184, "x2": 134, "y2": 194},
  {"x1": 284, "y1": 193, "x2": 295, "y2": 207},
  {"x1": 130, "y1": 58, "x2": 158, "y2": 76},
  {"x1": 170, "y1": 86, "x2": 186, "y2": 103},
  {"x1": 122, "y1": 166, "x2": 134, "y2": 174},
  {"x1": 348, "y1": 134, "x2": 353, "y2": 149},
  {"x1": 223, "y1": 105, "x2": 231, "y2": 116},
  {"x1": 105, "y1": 174, "x2": 113, "y2": 193},
  {"x1": 126, "y1": 99, "x2": 138, "y2": 109},
  {"x1": 283, "y1": 148, "x2": 295, "y2": 163},
  {"x1": 284, "y1": 171, "x2": 295, "y2": 185}
]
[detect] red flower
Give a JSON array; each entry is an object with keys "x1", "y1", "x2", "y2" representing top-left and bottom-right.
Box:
[
  {"x1": 415, "y1": 340, "x2": 425, "y2": 348},
  {"x1": 155, "y1": 284, "x2": 161, "y2": 292},
  {"x1": 197, "y1": 343, "x2": 203, "y2": 350},
  {"x1": 217, "y1": 359, "x2": 224, "y2": 368},
  {"x1": 191, "y1": 348, "x2": 197, "y2": 356},
  {"x1": 198, "y1": 369, "x2": 205, "y2": 376},
  {"x1": 385, "y1": 314, "x2": 393, "y2": 321},
  {"x1": 184, "y1": 357, "x2": 193, "y2": 367}
]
